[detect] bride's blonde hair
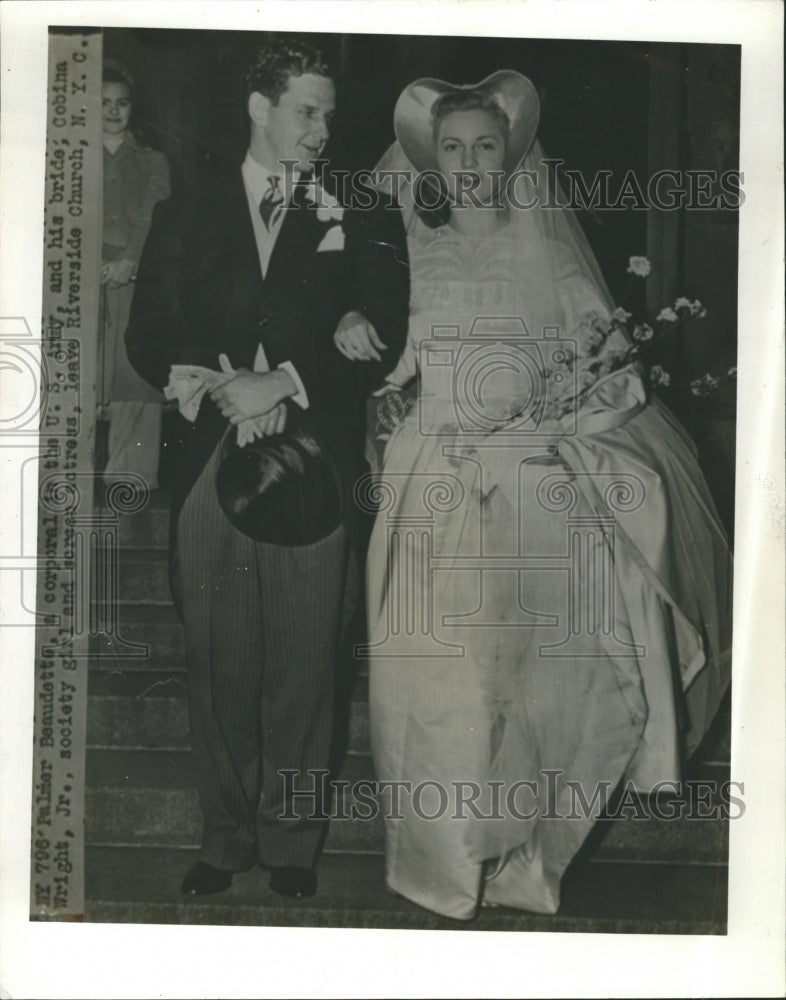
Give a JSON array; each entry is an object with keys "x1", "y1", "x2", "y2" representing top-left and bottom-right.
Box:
[{"x1": 430, "y1": 90, "x2": 511, "y2": 143}]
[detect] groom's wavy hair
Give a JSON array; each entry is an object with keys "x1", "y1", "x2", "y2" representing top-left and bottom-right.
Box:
[
  {"x1": 416, "y1": 90, "x2": 511, "y2": 229},
  {"x1": 245, "y1": 38, "x2": 334, "y2": 105}
]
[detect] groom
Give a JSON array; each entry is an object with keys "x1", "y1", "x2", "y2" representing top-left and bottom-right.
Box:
[{"x1": 126, "y1": 38, "x2": 409, "y2": 898}]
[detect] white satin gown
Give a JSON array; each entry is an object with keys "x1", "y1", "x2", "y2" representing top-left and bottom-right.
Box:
[{"x1": 366, "y1": 220, "x2": 732, "y2": 921}]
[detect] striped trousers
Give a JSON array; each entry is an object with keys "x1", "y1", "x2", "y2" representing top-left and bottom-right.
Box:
[{"x1": 176, "y1": 442, "x2": 348, "y2": 871}]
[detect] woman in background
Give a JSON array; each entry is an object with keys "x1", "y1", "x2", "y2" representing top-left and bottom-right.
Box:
[{"x1": 101, "y1": 60, "x2": 170, "y2": 488}]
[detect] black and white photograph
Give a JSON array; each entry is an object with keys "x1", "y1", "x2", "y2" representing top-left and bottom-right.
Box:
[{"x1": 0, "y1": 2, "x2": 783, "y2": 998}]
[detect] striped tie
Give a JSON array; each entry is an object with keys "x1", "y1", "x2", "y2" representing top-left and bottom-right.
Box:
[{"x1": 259, "y1": 175, "x2": 284, "y2": 231}]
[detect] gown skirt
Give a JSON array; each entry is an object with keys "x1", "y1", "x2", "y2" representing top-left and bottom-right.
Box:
[
  {"x1": 367, "y1": 220, "x2": 732, "y2": 920},
  {"x1": 367, "y1": 387, "x2": 732, "y2": 921}
]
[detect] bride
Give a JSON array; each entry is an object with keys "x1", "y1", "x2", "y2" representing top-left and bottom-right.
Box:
[{"x1": 335, "y1": 72, "x2": 732, "y2": 921}]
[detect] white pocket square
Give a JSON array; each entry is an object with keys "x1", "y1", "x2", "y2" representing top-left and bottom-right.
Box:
[{"x1": 316, "y1": 224, "x2": 345, "y2": 252}]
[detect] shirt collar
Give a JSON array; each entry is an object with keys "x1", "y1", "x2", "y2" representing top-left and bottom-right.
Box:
[
  {"x1": 242, "y1": 152, "x2": 314, "y2": 207},
  {"x1": 241, "y1": 153, "x2": 287, "y2": 206}
]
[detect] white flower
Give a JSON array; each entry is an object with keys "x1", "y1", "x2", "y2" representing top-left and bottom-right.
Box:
[
  {"x1": 317, "y1": 204, "x2": 344, "y2": 224},
  {"x1": 596, "y1": 349, "x2": 629, "y2": 375},
  {"x1": 690, "y1": 372, "x2": 720, "y2": 397},
  {"x1": 675, "y1": 296, "x2": 706, "y2": 318},
  {"x1": 633, "y1": 323, "x2": 654, "y2": 342},
  {"x1": 582, "y1": 329, "x2": 606, "y2": 354},
  {"x1": 626, "y1": 256, "x2": 651, "y2": 277},
  {"x1": 579, "y1": 309, "x2": 610, "y2": 331},
  {"x1": 649, "y1": 364, "x2": 670, "y2": 387},
  {"x1": 611, "y1": 306, "x2": 632, "y2": 324},
  {"x1": 657, "y1": 307, "x2": 678, "y2": 322},
  {"x1": 303, "y1": 180, "x2": 345, "y2": 223},
  {"x1": 691, "y1": 299, "x2": 707, "y2": 318}
]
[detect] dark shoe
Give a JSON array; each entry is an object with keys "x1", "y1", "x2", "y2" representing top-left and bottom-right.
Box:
[
  {"x1": 269, "y1": 865, "x2": 317, "y2": 899},
  {"x1": 181, "y1": 861, "x2": 233, "y2": 896}
]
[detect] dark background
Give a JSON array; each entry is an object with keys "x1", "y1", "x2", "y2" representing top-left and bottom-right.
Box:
[
  {"x1": 106, "y1": 30, "x2": 658, "y2": 297},
  {"x1": 102, "y1": 29, "x2": 740, "y2": 531}
]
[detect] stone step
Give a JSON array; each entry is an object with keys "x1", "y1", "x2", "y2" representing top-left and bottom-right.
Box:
[
  {"x1": 85, "y1": 750, "x2": 381, "y2": 854},
  {"x1": 89, "y1": 607, "x2": 185, "y2": 665},
  {"x1": 84, "y1": 846, "x2": 727, "y2": 933},
  {"x1": 87, "y1": 668, "x2": 371, "y2": 754},
  {"x1": 87, "y1": 670, "x2": 191, "y2": 750},
  {"x1": 87, "y1": 669, "x2": 731, "y2": 765},
  {"x1": 116, "y1": 500, "x2": 169, "y2": 551},
  {"x1": 111, "y1": 554, "x2": 351, "y2": 619},
  {"x1": 116, "y1": 550, "x2": 171, "y2": 604},
  {"x1": 86, "y1": 665, "x2": 731, "y2": 765},
  {"x1": 85, "y1": 750, "x2": 731, "y2": 864}
]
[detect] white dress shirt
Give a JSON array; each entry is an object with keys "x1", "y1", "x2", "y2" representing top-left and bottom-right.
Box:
[{"x1": 241, "y1": 152, "x2": 308, "y2": 408}]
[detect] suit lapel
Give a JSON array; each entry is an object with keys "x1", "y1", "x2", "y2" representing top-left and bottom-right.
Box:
[
  {"x1": 264, "y1": 179, "x2": 325, "y2": 289},
  {"x1": 220, "y1": 167, "x2": 264, "y2": 287}
]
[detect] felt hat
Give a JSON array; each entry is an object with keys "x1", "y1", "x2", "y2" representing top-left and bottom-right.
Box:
[{"x1": 216, "y1": 414, "x2": 344, "y2": 546}]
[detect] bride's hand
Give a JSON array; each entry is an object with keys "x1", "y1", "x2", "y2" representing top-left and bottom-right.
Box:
[
  {"x1": 371, "y1": 382, "x2": 402, "y2": 398},
  {"x1": 334, "y1": 311, "x2": 387, "y2": 362}
]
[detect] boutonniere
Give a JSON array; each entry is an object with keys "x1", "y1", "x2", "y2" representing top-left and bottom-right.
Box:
[
  {"x1": 303, "y1": 179, "x2": 345, "y2": 225},
  {"x1": 304, "y1": 179, "x2": 346, "y2": 251}
]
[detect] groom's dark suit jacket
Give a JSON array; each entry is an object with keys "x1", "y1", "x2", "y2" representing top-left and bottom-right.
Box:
[{"x1": 126, "y1": 165, "x2": 410, "y2": 521}]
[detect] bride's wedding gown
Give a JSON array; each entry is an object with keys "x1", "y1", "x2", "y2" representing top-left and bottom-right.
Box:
[{"x1": 366, "y1": 219, "x2": 732, "y2": 920}]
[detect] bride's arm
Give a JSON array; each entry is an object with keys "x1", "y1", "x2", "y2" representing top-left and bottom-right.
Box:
[{"x1": 380, "y1": 316, "x2": 419, "y2": 387}]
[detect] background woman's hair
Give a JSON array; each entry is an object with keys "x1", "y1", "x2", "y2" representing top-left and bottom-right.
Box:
[
  {"x1": 245, "y1": 37, "x2": 333, "y2": 105},
  {"x1": 415, "y1": 89, "x2": 510, "y2": 229},
  {"x1": 102, "y1": 61, "x2": 135, "y2": 102},
  {"x1": 102, "y1": 59, "x2": 166, "y2": 150}
]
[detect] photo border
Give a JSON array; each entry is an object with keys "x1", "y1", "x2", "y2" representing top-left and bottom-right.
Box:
[{"x1": 1, "y1": 2, "x2": 783, "y2": 998}]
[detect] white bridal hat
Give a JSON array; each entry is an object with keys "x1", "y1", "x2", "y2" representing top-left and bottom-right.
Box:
[{"x1": 393, "y1": 70, "x2": 541, "y2": 175}]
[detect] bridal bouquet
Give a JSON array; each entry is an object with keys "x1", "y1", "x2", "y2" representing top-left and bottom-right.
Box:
[
  {"x1": 373, "y1": 255, "x2": 736, "y2": 437},
  {"x1": 539, "y1": 255, "x2": 736, "y2": 424},
  {"x1": 375, "y1": 384, "x2": 416, "y2": 443}
]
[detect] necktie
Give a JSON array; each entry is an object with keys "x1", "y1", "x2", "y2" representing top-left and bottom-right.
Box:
[{"x1": 259, "y1": 175, "x2": 284, "y2": 231}]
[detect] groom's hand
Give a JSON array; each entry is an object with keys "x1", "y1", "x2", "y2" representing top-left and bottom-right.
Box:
[
  {"x1": 210, "y1": 369, "x2": 295, "y2": 423},
  {"x1": 237, "y1": 402, "x2": 288, "y2": 446},
  {"x1": 334, "y1": 310, "x2": 387, "y2": 362}
]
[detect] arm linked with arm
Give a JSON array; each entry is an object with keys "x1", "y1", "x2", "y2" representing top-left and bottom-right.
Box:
[
  {"x1": 343, "y1": 196, "x2": 411, "y2": 392},
  {"x1": 274, "y1": 199, "x2": 411, "y2": 410}
]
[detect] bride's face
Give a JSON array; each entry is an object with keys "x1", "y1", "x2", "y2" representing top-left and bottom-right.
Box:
[{"x1": 435, "y1": 109, "x2": 507, "y2": 204}]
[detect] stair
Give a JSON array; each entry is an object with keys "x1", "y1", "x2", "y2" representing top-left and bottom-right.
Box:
[{"x1": 85, "y1": 493, "x2": 731, "y2": 931}]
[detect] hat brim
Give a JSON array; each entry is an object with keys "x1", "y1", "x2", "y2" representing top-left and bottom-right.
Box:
[
  {"x1": 216, "y1": 422, "x2": 344, "y2": 547},
  {"x1": 394, "y1": 70, "x2": 540, "y2": 177}
]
